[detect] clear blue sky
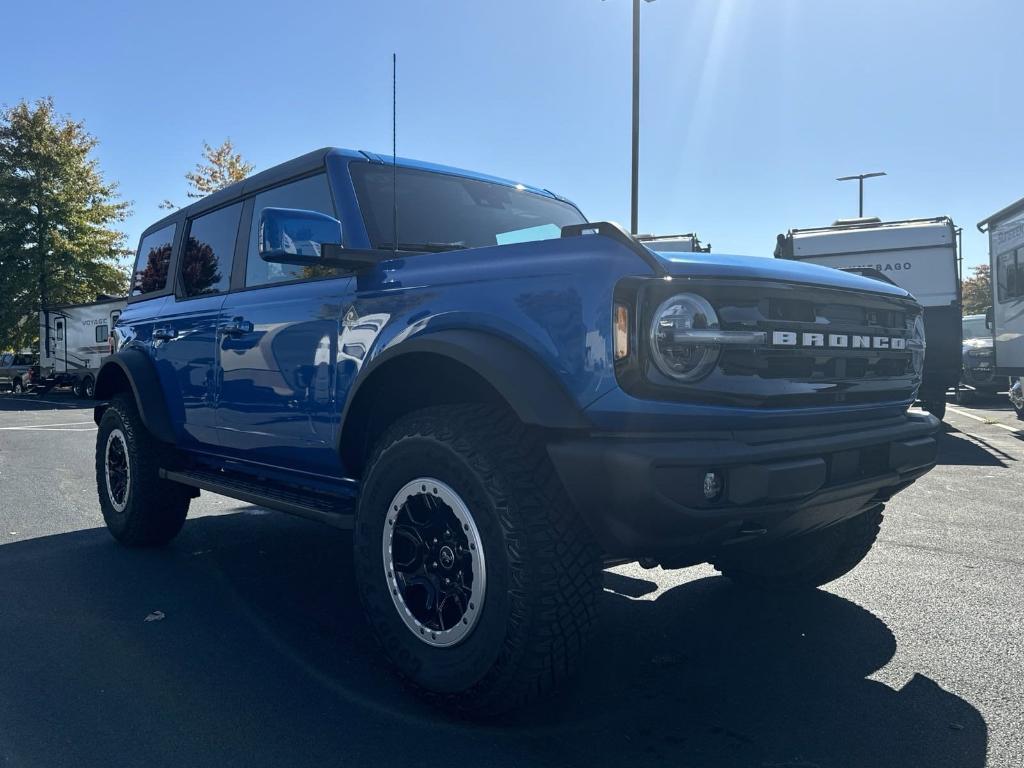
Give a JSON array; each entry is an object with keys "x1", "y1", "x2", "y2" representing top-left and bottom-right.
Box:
[{"x1": 3, "y1": 0, "x2": 1021, "y2": 269}]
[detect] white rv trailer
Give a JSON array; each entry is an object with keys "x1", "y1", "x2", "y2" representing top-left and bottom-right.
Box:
[
  {"x1": 38, "y1": 296, "x2": 126, "y2": 397},
  {"x1": 775, "y1": 217, "x2": 961, "y2": 420},
  {"x1": 978, "y1": 197, "x2": 1024, "y2": 419},
  {"x1": 637, "y1": 232, "x2": 711, "y2": 253}
]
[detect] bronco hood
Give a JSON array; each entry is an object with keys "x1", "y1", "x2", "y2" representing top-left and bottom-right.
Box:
[{"x1": 649, "y1": 249, "x2": 913, "y2": 299}]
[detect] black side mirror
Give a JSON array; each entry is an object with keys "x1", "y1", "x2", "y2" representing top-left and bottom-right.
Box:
[{"x1": 985, "y1": 306, "x2": 993, "y2": 330}]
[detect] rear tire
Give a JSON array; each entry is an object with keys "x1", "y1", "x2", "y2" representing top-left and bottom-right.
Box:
[
  {"x1": 73, "y1": 379, "x2": 85, "y2": 398},
  {"x1": 955, "y1": 387, "x2": 973, "y2": 405},
  {"x1": 12, "y1": 379, "x2": 23, "y2": 394},
  {"x1": 353, "y1": 404, "x2": 602, "y2": 716},
  {"x1": 82, "y1": 375, "x2": 95, "y2": 399},
  {"x1": 714, "y1": 504, "x2": 884, "y2": 590},
  {"x1": 95, "y1": 393, "x2": 189, "y2": 547}
]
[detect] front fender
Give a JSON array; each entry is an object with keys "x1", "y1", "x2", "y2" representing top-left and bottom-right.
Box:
[
  {"x1": 93, "y1": 348, "x2": 176, "y2": 444},
  {"x1": 341, "y1": 329, "x2": 590, "y2": 431}
]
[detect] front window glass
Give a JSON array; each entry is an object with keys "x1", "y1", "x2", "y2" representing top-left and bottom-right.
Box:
[
  {"x1": 246, "y1": 174, "x2": 338, "y2": 287},
  {"x1": 131, "y1": 224, "x2": 177, "y2": 296},
  {"x1": 350, "y1": 162, "x2": 586, "y2": 250},
  {"x1": 181, "y1": 203, "x2": 241, "y2": 297}
]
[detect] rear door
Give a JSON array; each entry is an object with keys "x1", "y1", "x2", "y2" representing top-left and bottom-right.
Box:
[
  {"x1": 215, "y1": 173, "x2": 353, "y2": 475},
  {"x1": 151, "y1": 202, "x2": 241, "y2": 448}
]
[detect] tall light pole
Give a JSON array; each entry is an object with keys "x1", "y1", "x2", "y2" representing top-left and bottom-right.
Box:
[
  {"x1": 631, "y1": 0, "x2": 656, "y2": 234},
  {"x1": 607, "y1": 0, "x2": 655, "y2": 233},
  {"x1": 836, "y1": 171, "x2": 886, "y2": 218}
]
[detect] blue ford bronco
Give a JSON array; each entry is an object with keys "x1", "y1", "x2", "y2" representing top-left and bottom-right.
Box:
[{"x1": 94, "y1": 148, "x2": 938, "y2": 714}]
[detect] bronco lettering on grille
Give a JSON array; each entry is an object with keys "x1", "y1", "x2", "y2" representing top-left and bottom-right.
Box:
[{"x1": 771, "y1": 331, "x2": 906, "y2": 350}]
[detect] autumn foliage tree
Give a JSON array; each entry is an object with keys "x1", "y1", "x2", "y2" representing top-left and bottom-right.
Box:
[
  {"x1": 160, "y1": 139, "x2": 253, "y2": 209},
  {"x1": 0, "y1": 98, "x2": 129, "y2": 349},
  {"x1": 961, "y1": 264, "x2": 991, "y2": 315}
]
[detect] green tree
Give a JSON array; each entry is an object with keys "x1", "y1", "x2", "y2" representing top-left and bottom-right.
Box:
[
  {"x1": 160, "y1": 138, "x2": 253, "y2": 210},
  {"x1": 961, "y1": 263, "x2": 991, "y2": 315},
  {"x1": 0, "y1": 98, "x2": 129, "y2": 349}
]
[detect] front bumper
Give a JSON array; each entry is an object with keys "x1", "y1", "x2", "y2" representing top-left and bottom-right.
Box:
[
  {"x1": 962, "y1": 363, "x2": 1000, "y2": 391},
  {"x1": 547, "y1": 411, "x2": 939, "y2": 564}
]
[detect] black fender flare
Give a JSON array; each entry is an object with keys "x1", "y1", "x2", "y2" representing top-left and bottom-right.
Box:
[
  {"x1": 339, "y1": 329, "x2": 589, "y2": 448},
  {"x1": 93, "y1": 348, "x2": 176, "y2": 444}
]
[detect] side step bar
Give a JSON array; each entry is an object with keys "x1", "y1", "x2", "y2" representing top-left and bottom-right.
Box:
[{"x1": 160, "y1": 469, "x2": 355, "y2": 530}]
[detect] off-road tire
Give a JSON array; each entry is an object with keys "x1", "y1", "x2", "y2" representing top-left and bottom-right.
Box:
[
  {"x1": 714, "y1": 504, "x2": 884, "y2": 590},
  {"x1": 95, "y1": 393, "x2": 190, "y2": 547},
  {"x1": 921, "y1": 398, "x2": 946, "y2": 420},
  {"x1": 353, "y1": 404, "x2": 603, "y2": 717}
]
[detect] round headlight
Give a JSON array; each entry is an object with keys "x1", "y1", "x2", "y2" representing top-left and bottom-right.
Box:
[{"x1": 649, "y1": 293, "x2": 721, "y2": 382}]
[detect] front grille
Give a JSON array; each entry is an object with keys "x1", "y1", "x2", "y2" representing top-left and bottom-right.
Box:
[{"x1": 634, "y1": 278, "x2": 922, "y2": 408}]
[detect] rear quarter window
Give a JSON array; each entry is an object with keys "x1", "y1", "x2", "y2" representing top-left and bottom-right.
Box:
[{"x1": 131, "y1": 223, "x2": 177, "y2": 296}]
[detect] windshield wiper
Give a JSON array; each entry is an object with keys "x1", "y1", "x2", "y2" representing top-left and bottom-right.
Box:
[{"x1": 376, "y1": 242, "x2": 467, "y2": 253}]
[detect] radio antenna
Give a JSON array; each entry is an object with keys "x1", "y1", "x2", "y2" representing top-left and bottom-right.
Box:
[{"x1": 392, "y1": 52, "x2": 398, "y2": 257}]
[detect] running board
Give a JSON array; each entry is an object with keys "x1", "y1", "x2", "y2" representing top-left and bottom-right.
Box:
[{"x1": 160, "y1": 469, "x2": 355, "y2": 530}]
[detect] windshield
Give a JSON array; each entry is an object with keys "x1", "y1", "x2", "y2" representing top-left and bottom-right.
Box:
[
  {"x1": 350, "y1": 162, "x2": 586, "y2": 250},
  {"x1": 962, "y1": 316, "x2": 989, "y2": 341}
]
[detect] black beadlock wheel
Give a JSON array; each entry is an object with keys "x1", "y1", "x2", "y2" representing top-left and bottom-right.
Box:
[
  {"x1": 95, "y1": 393, "x2": 190, "y2": 547},
  {"x1": 713, "y1": 504, "x2": 885, "y2": 590},
  {"x1": 353, "y1": 404, "x2": 603, "y2": 716}
]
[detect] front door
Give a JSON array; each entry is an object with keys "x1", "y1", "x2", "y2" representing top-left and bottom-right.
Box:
[
  {"x1": 217, "y1": 279, "x2": 352, "y2": 475},
  {"x1": 214, "y1": 173, "x2": 352, "y2": 477}
]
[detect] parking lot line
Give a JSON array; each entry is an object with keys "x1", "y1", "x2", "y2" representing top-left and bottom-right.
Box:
[
  {"x1": 947, "y1": 405, "x2": 1024, "y2": 435},
  {"x1": 0, "y1": 421, "x2": 96, "y2": 430}
]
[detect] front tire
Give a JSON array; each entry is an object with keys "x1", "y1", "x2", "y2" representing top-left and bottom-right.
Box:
[
  {"x1": 11, "y1": 379, "x2": 24, "y2": 394},
  {"x1": 95, "y1": 394, "x2": 190, "y2": 547},
  {"x1": 921, "y1": 398, "x2": 946, "y2": 420},
  {"x1": 714, "y1": 504, "x2": 884, "y2": 590},
  {"x1": 353, "y1": 404, "x2": 602, "y2": 716}
]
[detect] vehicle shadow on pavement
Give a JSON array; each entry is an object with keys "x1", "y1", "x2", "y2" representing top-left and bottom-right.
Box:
[
  {"x1": 937, "y1": 425, "x2": 1016, "y2": 467},
  {"x1": 0, "y1": 511, "x2": 986, "y2": 768}
]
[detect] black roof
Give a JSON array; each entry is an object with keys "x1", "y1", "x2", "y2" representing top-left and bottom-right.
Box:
[{"x1": 139, "y1": 147, "x2": 335, "y2": 239}]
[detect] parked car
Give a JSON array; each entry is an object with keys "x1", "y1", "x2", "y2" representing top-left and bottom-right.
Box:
[
  {"x1": 0, "y1": 352, "x2": 34, "y2": 393},
  {"x1": 956, "y1": 313, "x2": 1000, "y2": 403},
  {"x1": 92, "y1": 147, "x2": 939, "y2": 715}
]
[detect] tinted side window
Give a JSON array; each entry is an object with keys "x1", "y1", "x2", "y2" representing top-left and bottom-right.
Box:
[
  {"x1": 246, "y1": 174, "x2": 337, "y2": 287},
  {"x1": 181, "y1": 203, "x2": 242, "y2": 297},
  {"x1": 95, "y1": 325, "x2": 109, "y2": 343},
  {"x1": 131, "y1": 224, "x2": 177, "y2": 296}
]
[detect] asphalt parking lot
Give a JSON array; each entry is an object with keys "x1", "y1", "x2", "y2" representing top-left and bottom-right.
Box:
[{"x1": 0, "y1": 392, "x2": 1021, "y2": 768}]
